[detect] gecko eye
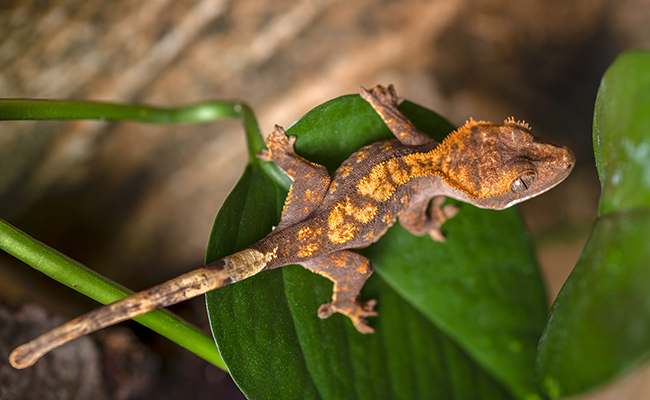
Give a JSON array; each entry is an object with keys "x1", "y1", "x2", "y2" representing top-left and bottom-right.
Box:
[{"x1": 511, "y1": 173, "x2": 535, "y2": 194}]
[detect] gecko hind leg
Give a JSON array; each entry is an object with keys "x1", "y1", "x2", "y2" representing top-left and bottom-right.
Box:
[
  {"x1": 360, "y1": 85, "x2": 435, "y2": 146},
  {"x1": 303, "y1": 251, "x2": 377, "y2": 334},
  {"x1": 258, "y1": 125, "x2": 331, "y2": 230}
]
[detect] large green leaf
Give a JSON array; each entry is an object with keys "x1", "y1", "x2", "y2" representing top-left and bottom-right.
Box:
[
  {"x1": 206, "y1": 94, "x2": 548, "y2": 399},
  {"x1": 536, "y1": 51, "x2": 650, "y2": 398}
]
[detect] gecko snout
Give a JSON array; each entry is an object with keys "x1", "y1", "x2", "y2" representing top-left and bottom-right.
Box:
[{"x1": 558, "y1": 146, "x2": 576, "y2": 174}]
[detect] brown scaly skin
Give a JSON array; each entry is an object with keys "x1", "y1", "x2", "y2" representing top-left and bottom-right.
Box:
[{"x1": 9, "y1": 85, "x2": 574, "y2": 369}]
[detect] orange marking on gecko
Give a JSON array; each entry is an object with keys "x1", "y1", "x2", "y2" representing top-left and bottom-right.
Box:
[
  {"x1": 298, "y1": 226, "x2": 314, "y2": 240},
  {"x1": 304, "y1": 189, "x2": 320, "y2": 203},
  {"x1": 329, "y1": 180, "x2": 338, "y2": 193},
  {"x1": 297, "y1": 243, "x2": 319, "y2": 258},
  {"x1": 386, "y1": 158, "x2": 409, "y2": 185},
  {"x1": 355, "y1": 151, "x2": 368, "y2": 163},
  {"x1": 339, "y1": 164, "x2": 354, "y2": 178},
  {"x1": 357, "y1": 163, "x2": 395, "y2": 202},
  {"x1": 327, "y1": 197, "x2": 378, "y2": 244},
  {"x1": 382, "y1": 211, "x2": 395, "y2": 224},
  {"x1": 331, "y1": 256, "x2": 347, "y2": 268}
]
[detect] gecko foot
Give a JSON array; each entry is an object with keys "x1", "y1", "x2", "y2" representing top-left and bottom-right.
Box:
[
  {"x1": 360, "y1": 84, "x2": 433, "y2": 146},
  {"x1": 428, "y1": 196, "x2": 459, "y2": 242},
  {"x1": 318, "y1": 299, "x2": 377, "y2": 334},
  {"x1": 257, "y1": 125, "x2": 296, "y2": 162},
  {"x1": 360, "y1": 84, "x2": 402, "y2": 109}
]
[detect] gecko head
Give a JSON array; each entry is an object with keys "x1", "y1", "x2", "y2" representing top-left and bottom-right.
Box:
[{"x1": 437, "y1": 118, "x2": 575, "y2": 210}]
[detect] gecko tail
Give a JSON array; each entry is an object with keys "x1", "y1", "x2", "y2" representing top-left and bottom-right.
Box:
[{"x1": 8, "y1": 258, "x2": 234, "y2": 370}]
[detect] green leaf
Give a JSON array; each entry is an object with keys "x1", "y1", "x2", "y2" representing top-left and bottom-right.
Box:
[
  {"x1": 206, "y1": 94, "x2": 547, "y2": 399},
  {"x1": 536, "y1": 50, "x2": 650, "y2": 398}
]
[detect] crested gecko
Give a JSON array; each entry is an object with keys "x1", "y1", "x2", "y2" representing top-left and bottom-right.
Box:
[{"x1": 9, "y1": 85, "x2": 574, "y2": 369}]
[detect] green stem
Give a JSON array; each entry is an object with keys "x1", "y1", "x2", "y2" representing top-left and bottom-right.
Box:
[
  {"x1": 0, "y1": 98, "x2": 267, "y2": 155},
  {"x1": 0, "y1": 218, "x2": 227, "y2": 370},
  {"x1": 0, "y1": 99, "x2": 238, "y2": 123},
  {"x1": 0, "y1": 98, "x2": 288, "y2": 186}
]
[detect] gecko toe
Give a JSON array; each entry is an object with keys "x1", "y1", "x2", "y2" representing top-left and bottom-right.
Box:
[
  {"x1": 429, "y1": 229, "x2": 446, "y2": 242},
  {"x1": 442, "y1": 204, "x2": 459, "y2": 219},
  {"x1": 257, "y1": 149, "x2": 271, "y2": 161},
  {"x1": 318, "y1": 303, "x2": 335, "y2": 319},
  {"x1": 318, "y1": 299, "x2": 377, "y2": 333},
  {"x1": 353, "y1": 318, "x2": 375, "y2": 334},
  {"x1": 362, "y1": 299, "x2": 377, "y2": 315}
]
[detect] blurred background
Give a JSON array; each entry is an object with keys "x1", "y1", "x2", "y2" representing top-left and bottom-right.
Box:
[{"x1": 0, "y1": 0, "x2": 648, "y2": 398}]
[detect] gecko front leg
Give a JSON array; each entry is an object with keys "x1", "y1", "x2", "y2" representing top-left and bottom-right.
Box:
[
  {"x1": 399, "y1": 194, "x2": 459, "y2": 242},
  {"x1": 361, "y1": 85, "x2": 458, "y2": 241},
  {"x1": 360, "y1": 84, "x2": 435, "y2": 146},
  {"x1": 258, "y1": 125, "x2": 331, "y2": 230}
]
